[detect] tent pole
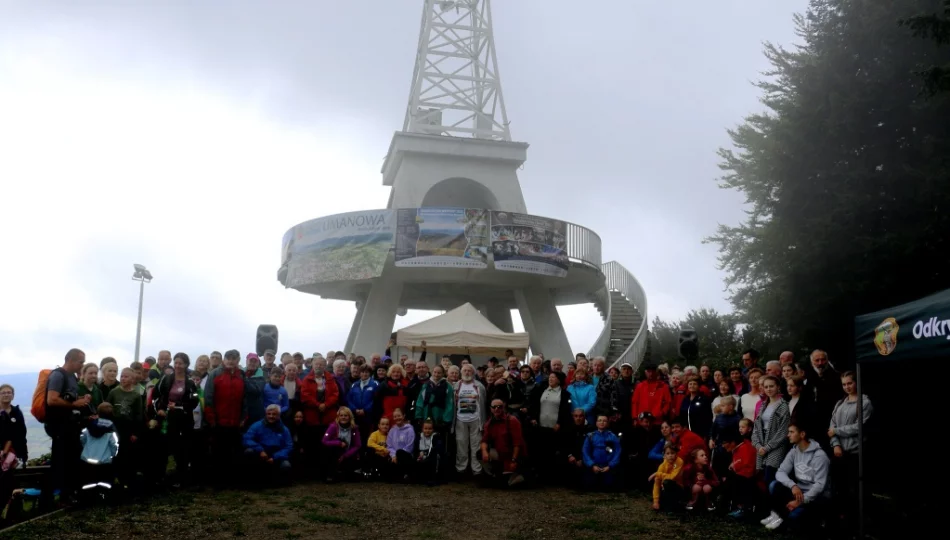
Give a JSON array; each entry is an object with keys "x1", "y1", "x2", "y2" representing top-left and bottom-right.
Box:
[{"x1": 856, "y1": 361, "x2": 865, "y2": 539}]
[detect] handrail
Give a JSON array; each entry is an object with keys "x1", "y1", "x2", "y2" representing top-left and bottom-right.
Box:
[{"x1": 595, "y1": 261, "x2": 649, "y2": 371}]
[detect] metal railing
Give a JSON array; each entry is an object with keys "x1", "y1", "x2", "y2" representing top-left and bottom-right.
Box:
[
  {"x1": 564, "y1": 222, "x2": 602, "y2": 269},
  {"x1": 588, "y1": 261, "x2": 649, "y2": 371}
]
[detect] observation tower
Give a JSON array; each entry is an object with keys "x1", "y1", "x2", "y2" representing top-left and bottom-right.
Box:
[{"x1": 278, "y1": 0, "x2": 648, "y2": 368}]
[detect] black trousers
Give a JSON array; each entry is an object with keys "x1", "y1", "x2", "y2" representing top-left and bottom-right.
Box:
[
  {"x1": 40, "y1": 422, "x2": 81, "y2": 510},
  {"x1": 211, "y1": 426, "x2": 243, "y2": 486}
]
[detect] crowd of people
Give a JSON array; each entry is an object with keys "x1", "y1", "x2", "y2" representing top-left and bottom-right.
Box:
[{"x1": 0, "y1": 343, "x2": 871, "y2": 536}]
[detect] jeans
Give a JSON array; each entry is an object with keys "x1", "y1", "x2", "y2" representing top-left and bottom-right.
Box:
[{"x1": 769, "y1": 481, "x2": 827, "y2": 530}]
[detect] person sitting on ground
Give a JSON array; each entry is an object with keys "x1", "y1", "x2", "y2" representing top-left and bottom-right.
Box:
[
  {"x1": 480, "y1": 398, "x2": 526, "y2": 487},
  {"x1": 242, "y1": 404, "x2": 293, "y2": 482},
  {"x1": 322, "y1": 406, "x2": 362, "y2": 483},
  {"x1": 79, "y1": 402, "x2": 119, "y2": 491},
  {"x1": 628, "y1": 412, "x2": 660, "y2": 489},
  {"x1": 649, "y1": 443, "x2": 684, "y2": 511},
  {"x1": 386, "y1": 408, "x2": 416, "y2": 482},
  {"x1": 682, "y1": 447, "x2": 720, "y2": 511},
  {"x1": 414, "y1": 418, "x2": 443, "y2": 486},
  {"x1": 366, "y1": 416, "x2": 391, "y2": 478},
  {"x1": 671, "y1": 417, "x2": 704, "y2": 462},
  {"x1": 761, "y1": 422, "x2": 831, "y2": 532},
  {"x1": 582, "y1": 414, "x2": 622, "y2": 491}
]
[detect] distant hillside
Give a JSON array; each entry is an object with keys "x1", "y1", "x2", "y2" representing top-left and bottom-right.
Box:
[{"x1": 1, "y1": 371, "x2": 51, "y2": 457}]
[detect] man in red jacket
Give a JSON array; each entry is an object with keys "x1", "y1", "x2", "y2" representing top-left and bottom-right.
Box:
[
  {"x1": 630, "y1": 363, "x2": 671, "y2": 425},
  {"x1": 670, "y1": 417, "x2": 705, "y2": 462},
  {"x1": 204, "y1": 349, "x2": 247, "y2": 486}
]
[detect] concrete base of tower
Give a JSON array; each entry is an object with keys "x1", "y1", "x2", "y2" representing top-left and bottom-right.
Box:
[
  {"x1": 348, "y1": 274, "x2": 403, "y2": 359},
  {"x1": 514, "y1": 288, "x2": 573, "y2": 362},
  {"x1": 483, "y1": 303, "x2": 514, "y2": 333}
]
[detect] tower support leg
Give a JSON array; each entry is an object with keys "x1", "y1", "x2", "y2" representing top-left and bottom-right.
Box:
[
  {"x1": 344, "y1": 299, "x2": 367, "y2": 354},
  {"x1": 514, "y1": 288, "x2": 573, "y2": 361},
  {"x1": 484, "y1": 303, "x2": 514, "y2": 333},
  {"x1": 350, "y1": 276, "x2": 403, "y2": 359}
]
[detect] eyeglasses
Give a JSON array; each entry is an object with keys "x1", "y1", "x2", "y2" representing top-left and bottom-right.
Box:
[{"x1": 490, "y1": 405, "x2": 504, "y2": 409}]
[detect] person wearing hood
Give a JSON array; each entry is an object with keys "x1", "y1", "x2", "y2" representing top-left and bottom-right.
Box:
[
  {"x1": 631, "y1": 363, "x2": 671, "y2": 425},
  {"x1": 79, "y1": 402, "x2": 120, "y2": 492},
  {"x1": 243, "y1": 405, "x2": 294, "y2": 483},
  {"x1": 154, "y1": 352, "x2": 200, "y2": 487},
  {"x1": 827, "y1": 370, "x2": 872, "y2": 530},
  {"x1": 243, "y1": 353, "x2": 267, "y2": 427},
  {"x1": 567, "y1": 368, "x2": 597, "y2": 426},
  {"x1": 761, "y1": 421, "x2": 831, "y2": 532}
]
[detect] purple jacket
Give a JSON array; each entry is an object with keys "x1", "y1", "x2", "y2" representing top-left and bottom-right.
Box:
[
  {"x1": 322, "y1": 422, "x2": 362, "y2": 461},
  {"x1": 386, "y1": 423, "x2": 415, "y2": 458}
]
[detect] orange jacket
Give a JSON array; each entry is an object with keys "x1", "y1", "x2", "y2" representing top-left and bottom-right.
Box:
[{"x1": 631, "y1": 379, "x2": 671, "y2": 423}]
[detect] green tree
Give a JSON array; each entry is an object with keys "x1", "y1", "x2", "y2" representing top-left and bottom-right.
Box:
[
  {"x1": 707, "y1": 0, "x2": 950, "y2": 360},
  {"x1": 901, "y1": 0, "x2": 950, "y2": 95}
]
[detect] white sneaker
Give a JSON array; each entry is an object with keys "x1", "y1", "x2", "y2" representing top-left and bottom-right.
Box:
[
  {"x1": 765, "y1": 516, "x2": 784, "y2": 530},
  {"x1": 760, "y1": 511, "x2": 780, "y2": 525}
]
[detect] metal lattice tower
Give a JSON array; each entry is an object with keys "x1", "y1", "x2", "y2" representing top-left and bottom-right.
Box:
[{"x1": 404, "y1": 0, "x2": 511, "y2": 141}]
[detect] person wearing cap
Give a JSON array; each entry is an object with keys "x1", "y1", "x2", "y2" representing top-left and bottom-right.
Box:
[
  {"x1": 615, "y1": 362, "x2": 637, "y2": 431},
  {"x1": 244, "y1": 353, "x2": 267, "y2": 427},
  {"x1": 261, "y1": 350, "x2": 277, "y2": 376},
  {"x1": 204, "y1": 349, "x2": 247, "y2": 486},
  {"x1": 631, "y1": 363, "x2": 671, "y2": 426}
]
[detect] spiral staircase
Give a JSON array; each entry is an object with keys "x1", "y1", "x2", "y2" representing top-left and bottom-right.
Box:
[{"x1": 587, "y1": 261, "x2": 649, "y2": 370}]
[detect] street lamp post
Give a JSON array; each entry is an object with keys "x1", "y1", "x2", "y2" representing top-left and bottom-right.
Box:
[{"x1": 131, "y1": 264, "x2": 153, "y2": 363}]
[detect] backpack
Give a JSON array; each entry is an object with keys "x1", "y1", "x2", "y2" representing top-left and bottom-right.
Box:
[{"x1": 30, "y1": 369, "x2": 54, "y2": 423}]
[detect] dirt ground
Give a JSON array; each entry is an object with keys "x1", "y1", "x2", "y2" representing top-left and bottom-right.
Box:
[{"x1": 3, "y1": 480, "x2": 797, "y2": 540}]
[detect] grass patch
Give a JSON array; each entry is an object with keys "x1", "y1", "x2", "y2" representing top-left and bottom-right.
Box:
[
  {"x1": 266, "y1": 522, "x2": 291, "y2": 530},
  {"x1": 284, "y1": 534, "x2": 302, "y2": 540},
  {"x1": 229, "y1": 522, "x2": 248, "y2": 537},
  {"x1": 301, "y1": 512, "x2": 355, "y2": 526},
  {"x1": 308, "y1": 499, "x2": 339, "y2": 509},
  {"x1": 417, "y1": 530, "x2": 445, "y2": 539}
]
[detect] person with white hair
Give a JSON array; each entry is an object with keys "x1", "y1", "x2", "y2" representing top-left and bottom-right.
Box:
[
  {"x1": 332, "y1": 359, "x2": 351, "y2": 407},
  {"x1": 243, "y1": 404, "x2": 294, "y2": 482},
  {"x1": 453, "y1": 364, "x2": 487, "y2": 476}
]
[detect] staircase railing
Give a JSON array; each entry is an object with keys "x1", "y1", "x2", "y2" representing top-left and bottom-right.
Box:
[{"x1": 590, "y1": 261, "x2": 649, "y2": 371}]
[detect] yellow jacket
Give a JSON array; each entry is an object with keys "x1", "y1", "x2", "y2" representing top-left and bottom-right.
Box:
[
  {"x1": 652, "y1": 457, "x2": 684, "y2": 503},
  {"x1": 368, "y1": 430, "x2": 389, "y2": 457}
]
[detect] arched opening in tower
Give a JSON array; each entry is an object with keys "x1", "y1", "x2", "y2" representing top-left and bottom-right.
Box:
[{"x1": 421, "y1": 177, "x2": 500, "y2": 210}]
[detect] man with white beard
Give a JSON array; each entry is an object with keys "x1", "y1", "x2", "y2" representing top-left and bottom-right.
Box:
[{"x1": 453, "y1": 364, "x2": 487, "y2": 477}]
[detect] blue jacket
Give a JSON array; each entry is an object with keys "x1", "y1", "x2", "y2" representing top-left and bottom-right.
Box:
[
  {"x1": 80, "y1": 418, "x2": 119, "y2": 465},
  {"x1": 346, "y1": 378, "x2": 379, "y2": 417},
  {"x1": 262, "y1": 382, "x2": 290, "y2": 414},
  {"x1": 568, "y1": 381, "x2": 597, "y2": 424},
  {"x1": 243, "y1": 419, "x2": 293, "y2": 461},
  {"x1": 244, "y1": 368, "x2": 267, "y2": 425},
  {"x1": 648, "y1": 438, "x2": 668, "y2": 462},
  {"x1": 582, "y1": 429, "x2": 621, "y2": 468}
]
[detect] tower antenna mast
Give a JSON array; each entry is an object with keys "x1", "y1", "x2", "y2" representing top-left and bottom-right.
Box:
[{"x1": 404, "y1": 0, "x2": 511, "y2": 141}]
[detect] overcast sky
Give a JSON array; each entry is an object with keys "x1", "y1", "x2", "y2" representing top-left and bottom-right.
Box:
[{"x1": 0, "y1": 0, "x2": 807, "y2": 374}]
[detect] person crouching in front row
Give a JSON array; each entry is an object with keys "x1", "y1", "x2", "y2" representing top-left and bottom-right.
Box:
[
  {"x1": 414, "y1": 418, "x2": 444, "y2": 486},
  {"x1": 242, "y1": 404, "x2": 293, "y2": 485},
  {"x1": 649, "y1": 443, "x2": 684, "y2": 512},
  {"x1": 582, "y1": 414, "x2": 621, "y2": 491},
  {"x1": 322, "y1": 406, "x2": 362, "y2": 483},
  {"x1": 480, "y1": 399, "x2": 526, "y2": 487}
]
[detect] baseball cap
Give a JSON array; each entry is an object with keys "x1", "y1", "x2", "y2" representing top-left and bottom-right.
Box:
[
  {"x1": 264, "y1": 349, "x2": 275, "y2": 356},
  {"x1": 246, "y1": 353, "x2": 259, "y2": 361},
  {"x1": 638, "y1": 411, "x2": 654, "y2": 421},
  {"x1": 224, "y1": 349, "x2": 240, "y2": 360},
  {"x1": 642, "y1": 362, "x2": 658, "y2": 371},
  {"x1": 621, "y1": 362, "x2": 633, "y2": 369}
]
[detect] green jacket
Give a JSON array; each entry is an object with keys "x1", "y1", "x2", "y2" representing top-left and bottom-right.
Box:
[{"x1": 414, "y1": 378, "x2": 454, "y2": 427}]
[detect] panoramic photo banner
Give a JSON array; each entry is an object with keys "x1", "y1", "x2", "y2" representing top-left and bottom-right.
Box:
[
  {"x1": 394, "y1": 207, "x2": 490, "y2": 268},
  {"x1": 283, "y1": 209, "x2": 395, "y2": 286},
  {"x1": 490, "y1": 211, "x2": 569, "y2": 277}
]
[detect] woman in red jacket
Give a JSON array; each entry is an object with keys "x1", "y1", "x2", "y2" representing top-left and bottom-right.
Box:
[
  {"x1": 378, "y1": 364, "x2": 409, "y2": 422},
  {"x1": 299, "y1": 363, "x2": 339, "y2": 476}
]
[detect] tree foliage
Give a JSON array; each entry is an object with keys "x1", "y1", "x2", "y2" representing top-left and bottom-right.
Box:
[{"x1": 706, "y1": 0, "x2": 950, "y2": 361}]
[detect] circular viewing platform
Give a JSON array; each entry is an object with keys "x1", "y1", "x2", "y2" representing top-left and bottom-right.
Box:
[{"x1": 277, "y1": 207, "x2": 605, "y2": 310}]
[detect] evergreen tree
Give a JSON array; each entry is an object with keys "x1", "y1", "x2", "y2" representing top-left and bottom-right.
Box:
[{"x1": 707, "y1": 0, "x2": 950, "y2": 359}]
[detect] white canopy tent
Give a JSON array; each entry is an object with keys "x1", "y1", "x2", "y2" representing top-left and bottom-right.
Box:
[{"x1": 395, "y1": 303, "x2": 529, "y2": 357}]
